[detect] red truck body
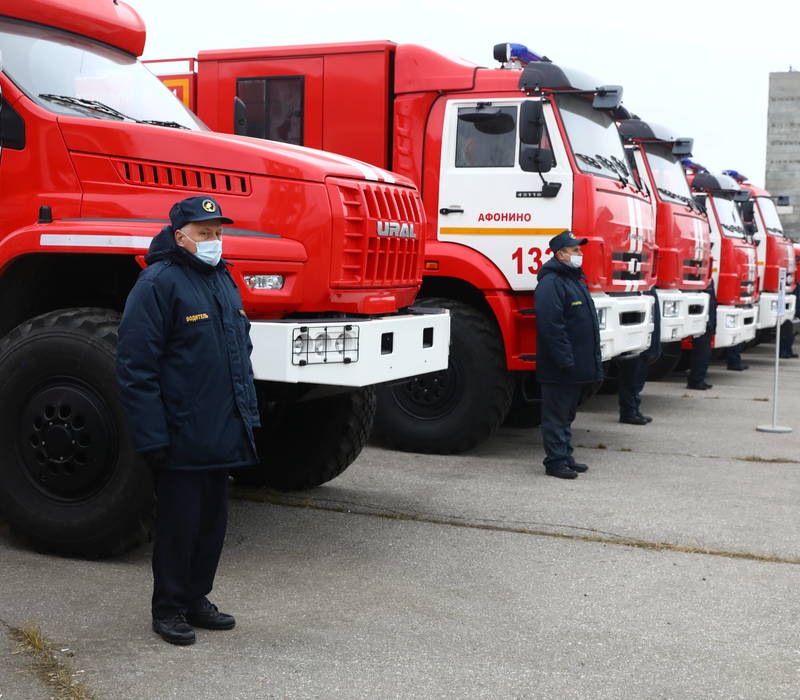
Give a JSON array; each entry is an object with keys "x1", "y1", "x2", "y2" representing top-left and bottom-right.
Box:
[
  {"x1": 0, "y1": 1, "x2": 450, "y2": 556},
  {"x1": 150, "y1": 40, "x2": 657, "y2": 452}
]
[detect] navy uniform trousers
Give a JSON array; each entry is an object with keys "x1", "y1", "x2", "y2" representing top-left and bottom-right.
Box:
[
  {"x1": 540, "y1": 383, "x2": 583, "y2": 469},
  {"x1": 151, "y1": 469, "x2": 229, "y2": 620},
  {"x1": 687, "y1": 331, "x2": 712, "y2": 385},
  {"x1": 617, "y1": 356, "x2": 647, "y2": 418}
]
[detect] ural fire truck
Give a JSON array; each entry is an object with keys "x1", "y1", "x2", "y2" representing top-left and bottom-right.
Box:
[
  {"x1": 0, "y1": 0, "x2": 449, "y2": 556},
  {"x1": 150, "y1": 41, "x2": 655, "y2": 453},
  {"x1": 686, "y1": 167, "x2": 758, "y2": 348},
  {"x1": 617, "y1": 119, "x2": 711, "y2": 376},
  {"x1": 722, "y1": 172, "x2": 796, "y2": 334}
]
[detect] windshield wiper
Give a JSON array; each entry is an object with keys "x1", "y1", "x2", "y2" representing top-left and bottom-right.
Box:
[
  {"x1": 38, "y1": 94, "x2": 188, "y2": 129},
  {"x1": 657, "y1": 186, "x2": 695, "y2": 209},
  {"x1": 138, "y1": 120, "x2": 189, "y2": 129}
]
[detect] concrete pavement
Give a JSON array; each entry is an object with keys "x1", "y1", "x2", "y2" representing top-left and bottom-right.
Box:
[{"x1": 1, "y1": 343, "x2": 798, "y2": 698}]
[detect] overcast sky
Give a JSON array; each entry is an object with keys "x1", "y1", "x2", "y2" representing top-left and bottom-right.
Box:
[{"x1": 131, "y1": 0, "x2": 798, "y2": 188}]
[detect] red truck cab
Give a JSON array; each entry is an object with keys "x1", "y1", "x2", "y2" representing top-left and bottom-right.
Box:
[
  {"x1": 726, "y1": 174, "x2": 797, "y2": 331},
  {"x1": 0, "y1": 0, "x2": 449, "y2": 556},
  {"x1": 150, "y1": 41, "x2": 656, "y2": 452},
  {"x1": 618, "y1": 118, "x2": 711, "y2": 343},
  {"x1": 687, "y1": 169, "x2": 758, "y2": 348}
]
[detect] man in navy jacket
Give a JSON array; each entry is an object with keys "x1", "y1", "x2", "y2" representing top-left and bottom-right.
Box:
[
  {"x1": 535, "y1": 231, "x2": 602, "y2": 479},
  {"x1": 117, "y1": 196, "x2": 260, "y2": 645}
]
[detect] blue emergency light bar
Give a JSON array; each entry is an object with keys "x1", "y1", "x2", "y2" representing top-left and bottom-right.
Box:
[
  {"x1": 493, "y1": 43, "x2": 548, "y2": 66},
  {"x1": 722, "y1": 169, "x2": 748, "y2": 183},
  {"x1": 681, "y1": 158, "x2": 707, "y2": 173}
]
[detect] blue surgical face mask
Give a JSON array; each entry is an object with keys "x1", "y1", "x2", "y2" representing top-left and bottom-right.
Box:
[{"x1": 180, "y1": 230, "x2": 222, "y2": 266}]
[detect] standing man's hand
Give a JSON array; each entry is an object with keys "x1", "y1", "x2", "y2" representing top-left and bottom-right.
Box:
[{"x1": 141, "y1": 448, "x2": 169, "y2": 472}]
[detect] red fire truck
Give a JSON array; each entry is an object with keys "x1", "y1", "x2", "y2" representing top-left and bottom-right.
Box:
[
  {"x1": 722, "y1": 173, "x2": 797, "y2": 333},
  {"x1": 617, "y1": 119, "x2": 711, "y2": 376},
  {"x1": 686, "y1": 167, "x2": 758, "y2": 348},
  {"x1": 0, "y1": 0, "x2": 449, "y2": 556},
  {"x1": 150, "y1": 41, "x2": 655, "y2": 453}
]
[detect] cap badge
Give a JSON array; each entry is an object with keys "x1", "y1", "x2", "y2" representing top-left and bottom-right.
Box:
[{"x1": 202, "y1": 199, "x2": 217, "y2": 213}]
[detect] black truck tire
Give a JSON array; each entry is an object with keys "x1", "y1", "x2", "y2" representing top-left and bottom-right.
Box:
[
  {"x1": 0, "y1": 309, "x2": 152, "y2": 558},
  {"x1": 646, "y1": 341, "x2": 683, "y2": 381},
  {"x1": 372, "y1": 298, "x2": 513, "y2": 454},
  {"x1": 235, "y1": 387, "x2": 376, "y2": 491}
]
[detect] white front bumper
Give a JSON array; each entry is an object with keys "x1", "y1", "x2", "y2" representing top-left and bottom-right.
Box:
[
  {"x1": 592, "y1": 293, "x2": 655, "y2": 361},
  {"x1": 714, "y1": 305, "x2": 757, "y2": 348},
  {"x1": 757, "y1": 291, "x2": 797, "y2": 330},
  {"x1": 248, "y1": 309, "x2": 450, "y2": 386},
  {"x1": 656, "y1": 289, "x2": 710, "y2": 341}
]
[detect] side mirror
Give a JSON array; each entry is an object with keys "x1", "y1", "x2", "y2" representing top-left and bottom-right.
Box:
[
  {"x1": 592, "y1": 85, "x2": 623, "y2": 110},
  {"x1": 520, "y1": 145, "x2": 554, "y2": 173},
  {"x1": 776, "y1": 195, "x2": 790, "y2": 207},
  {"x1": 519, "y1": 100, "x2": 545, "y2": 145},
  {"x1": 458, "y1": 108, "x2": 515, "y2": 135},
  {"x1": 233, "y1": 96, "x2": 248, "y2": 136},
  {"x1": 672, "y1": 137, "x2": 693, "y2": 157},
  {"x1": 739, "y1": 199, "x2": 754, "y2": 225},
  {"x1": 734, "y1": 190, "x2": 750, "y2": 203}
]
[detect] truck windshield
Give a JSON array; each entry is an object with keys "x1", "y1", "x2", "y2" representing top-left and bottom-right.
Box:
[
  {"x1": 556, "y1": 94, "x2": 629, "y2": 182},
  {"x1": 712, "y1": 196, "x2": 746, "y2": 238},
  {"x1": 643, "y1": 145, "x2": 694, "y2": 206},
  {"x1": 0, "y1": 19, "x2": 205, "y2": 130},
  {"x1": 756, "y1": 197, "x2": 785, "y2": 236}
]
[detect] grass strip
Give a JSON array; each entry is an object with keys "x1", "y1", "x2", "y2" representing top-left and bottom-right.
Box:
[
  {"x1": 232, "y1": 488, "x2": 800, "y2": 566},
  {"x1": 5, "y1": 623, "x2": 95, "y2": 700}
]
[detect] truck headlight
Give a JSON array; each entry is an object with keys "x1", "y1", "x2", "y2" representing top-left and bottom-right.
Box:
[
  {"x1": 597, "y1": 308, "x2": 607, "y2": 330},
  {"x1": 244, "y1": 274, "x2": 284, "y2": 290},
  {"x1": 662, "y1": 300, "x2": 679, "y2": 318},
  {"x1": 770, "y1": 300, "x2": 778, "y2": 313},
  {"x1": 292, "y1": 325, "x2": 360, "y2": 365},
  {"x1": 725, "y1": 315, "x2": 737, "y2": 329}
]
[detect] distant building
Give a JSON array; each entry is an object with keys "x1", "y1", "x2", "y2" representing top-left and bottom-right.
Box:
[{"x1": 766, "y1": 71, "x2": 800, "y2": 240}]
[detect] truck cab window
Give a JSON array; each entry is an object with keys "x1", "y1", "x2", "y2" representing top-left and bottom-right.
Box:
[
  {"x1": 236, "y1": 76, "x2": 303, "y2": 145},
  {"x1": 455, "y1": 106, "x2": 517, "y2": 168}
]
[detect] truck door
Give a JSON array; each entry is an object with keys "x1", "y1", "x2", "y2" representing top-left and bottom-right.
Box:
[
  {"x1": 436, "y1": 98, "x2": 573, "y2": 291},
  {"x1": 214, "y1": 58, "x2": 323, "y2": 147}
]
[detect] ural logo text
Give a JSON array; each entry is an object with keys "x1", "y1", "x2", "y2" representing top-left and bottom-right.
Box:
[{"x1": 377, "y1": 221, "x2": 416, "y2": 238}]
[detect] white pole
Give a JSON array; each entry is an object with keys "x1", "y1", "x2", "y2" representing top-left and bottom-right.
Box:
[{"x1": 757, "y1": 267, "x2": 792, "y2": 433}]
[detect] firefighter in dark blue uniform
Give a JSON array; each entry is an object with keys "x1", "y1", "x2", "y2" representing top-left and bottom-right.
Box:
[
  {"x1": 687, "y1": 280, "x2": 717, "y2": 390},
  {"x1": 535, "y1": 231, "x2": 603, "y2": 479},
  {"x1": 617, "y1": 289, "x2": 661, "y2": 424},
  {"x1": 117, "y1": 196, "x2": 260, "y2": 645}
]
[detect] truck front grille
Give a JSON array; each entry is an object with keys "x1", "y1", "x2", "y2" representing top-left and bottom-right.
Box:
[{"x1": 328, "y1": 178, "x2": 423, "y2": 288}]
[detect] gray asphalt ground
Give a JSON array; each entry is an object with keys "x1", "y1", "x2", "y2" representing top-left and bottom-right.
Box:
[{"x1": 1, "y1": 342, "x2": 799, "y2": 699}]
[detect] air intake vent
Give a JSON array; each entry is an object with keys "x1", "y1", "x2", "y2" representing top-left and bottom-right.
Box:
[{"x1": 113, "y1": 158, "x2": 251, "y2": 195}]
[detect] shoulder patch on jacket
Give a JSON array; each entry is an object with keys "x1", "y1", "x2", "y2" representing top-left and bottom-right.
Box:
[
  {"x1": 185, "y1": 313, "x2": 210, "y2": 323},
  {"x1": 571, "y1": 300, "x2": 583, "y2": 306},
  {"x1": 239, "y1": 309, "x2": 247, "y2": 317}
]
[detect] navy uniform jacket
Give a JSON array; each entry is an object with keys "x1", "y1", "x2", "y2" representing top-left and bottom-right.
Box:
[
  {"x1": 535, "y1": 257, "x2": 603, "y2": 385},
  {"x1": 116, "y1": 226, "x2": 260, "y2": 470}
]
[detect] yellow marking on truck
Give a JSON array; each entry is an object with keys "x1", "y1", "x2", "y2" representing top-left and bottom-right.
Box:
[{"x1": 440, "y1": 227, "x2": 565, "y2": 237}]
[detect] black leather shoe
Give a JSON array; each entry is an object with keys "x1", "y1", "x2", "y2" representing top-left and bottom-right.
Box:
[
  {"x1": 727, "y1": 364, "x2": 748, "y2": 371},
  {"x1": 620, "y1": 414, "x2": 648, "y2": 425},
  {"x1": 187, "y1": 600, "x2": 236, "y2": 630},
  {"x1": 153, "y1": 614, "x2": 195, "y2": 645},
  {"x1": 779, "y1": 352, "x2": 798, "y2": 359},
  {"x1": 687, "y1": 381, "x2": 713, "y2": 390},
  {"x1": 545, "y1": 464, "x2": 578, "y2": 479},
  {"x1": 568, "y1": 462, "x2": 589, "y2": 473},
  {"x1": 637, "y1": 414, "x2": 653, "y2": 423}
]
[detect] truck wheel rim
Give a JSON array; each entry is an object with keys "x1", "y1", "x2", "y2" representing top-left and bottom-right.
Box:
[
  {"x1": 18, "y1": 382, "x2": 117, "y2": 501},
  {"x1": 390, "y1": 362, "x2": 463, "y2": 420}
]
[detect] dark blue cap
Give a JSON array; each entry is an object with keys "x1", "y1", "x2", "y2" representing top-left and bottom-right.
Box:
[
  {"x1": 169, "y1": 196, "x2": 233, "y2": 230},
  {"x1": 549, "y1": 230, "x2": 588, "y2": 252}
]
